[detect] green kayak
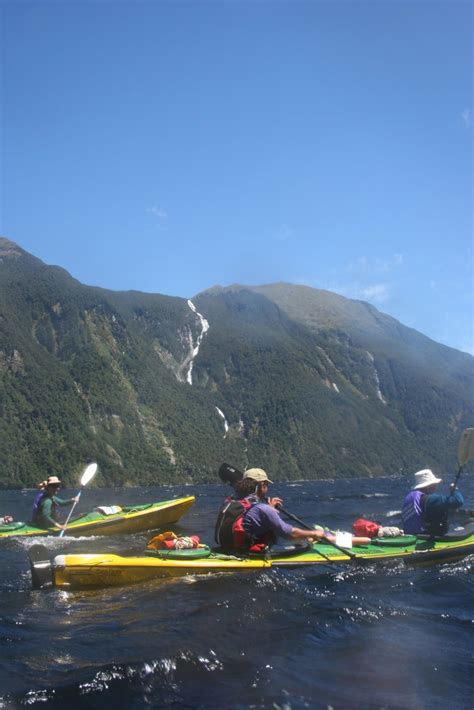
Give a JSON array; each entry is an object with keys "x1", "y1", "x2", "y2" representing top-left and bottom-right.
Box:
[{"x1": 30, "y1": 521, "x2": 474, "y2": 590}]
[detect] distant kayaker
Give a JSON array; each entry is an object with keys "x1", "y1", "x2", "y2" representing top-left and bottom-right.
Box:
[
  {"x1": 215, "y1": 468, "x2": 326, "y2": 552},
  {"x1": 401, "y1": 469, "x2": 464, "y2": 536},
  {"x1": 32, "y1": 476, "x2": 78, "y2": 530}
]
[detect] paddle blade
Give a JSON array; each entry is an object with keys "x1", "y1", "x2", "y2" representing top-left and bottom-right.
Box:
[
  {"x1": 218, "y1": 463, "x2": 243, "y2": 485},
  {"x1": 80, "y1": 462, "x2": 98, "y2": 487},
  {"x1": 458, "y1": 429, "x2": 474, "y2": 468}
]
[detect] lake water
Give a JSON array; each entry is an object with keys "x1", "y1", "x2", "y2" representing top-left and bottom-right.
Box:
[{"x1": 0, "y1": 475, "x2": 473, "y2": 709}]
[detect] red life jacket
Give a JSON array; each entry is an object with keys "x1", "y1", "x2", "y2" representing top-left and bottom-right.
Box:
[{"x1": 214, "y1": 495, "x2": 272, "y2": 552}]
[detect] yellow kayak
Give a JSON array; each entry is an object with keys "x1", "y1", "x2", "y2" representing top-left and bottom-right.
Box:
[
  {"x1": 30, "y1": 522, "x2": 474, "y2": 589},
  {"x1": 0, "y1": 496, "x2": 195, "y2": 538}
]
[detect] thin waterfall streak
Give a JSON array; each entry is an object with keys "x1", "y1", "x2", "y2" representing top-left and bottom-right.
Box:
[{"x1": 186, "y1": 300, "x2": 210, "y2": 385}]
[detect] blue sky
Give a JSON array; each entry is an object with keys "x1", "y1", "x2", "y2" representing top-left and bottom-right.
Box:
[{"x1": 1, "y1": 1, "x2": 472, "y2": 353}]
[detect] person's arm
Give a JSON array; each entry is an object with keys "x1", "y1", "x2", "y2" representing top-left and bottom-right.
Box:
[
  {"x1": 55, "y1": 495, "x2": 78, "y2": 506},
  {"x1": 447, "y1": 485, "x2": 464, "y2": 508},
  {"x1": 288, "y1": 527, "x2": 325, "y2": 541},
  {"x1": 260, "y1": 506, "x2": 323, "y2": 541},
  {"x1": 267, "y1": 497, "x2": 284, "y2": 508}
]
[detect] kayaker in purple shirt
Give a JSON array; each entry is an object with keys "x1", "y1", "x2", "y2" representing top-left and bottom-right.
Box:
[
  {"x1": 401, "y1": 469, "x2": 464, "y2": 536},
  {"x1": 238, "y1": 468, "x2": 325, "y2": 547}
]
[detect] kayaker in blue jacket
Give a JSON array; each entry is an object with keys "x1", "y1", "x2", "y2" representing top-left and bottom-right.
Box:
[
  {"x1": 401, "y1": 469, "x2": 464, "y2": 536},
  {"x1": 32, "y1": 476, "x2": 78, "y2": 530}
]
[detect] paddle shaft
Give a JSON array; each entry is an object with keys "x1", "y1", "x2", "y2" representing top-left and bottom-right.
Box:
[
  {"x1": 453, "y1": 428, "x2": 474, "y2": 486},
  {"x1": 453, "y1": 465, "x2": 463, "y2": 487},
  {"x1": 275, "y1": 504, "x2": 358, "y2": 560},
  {"x1": 58, "y1": 463, "x2": 98, "y2": 537},
  {"x1": 59, "y1": 489, "x2": 83, "y2": 537}
]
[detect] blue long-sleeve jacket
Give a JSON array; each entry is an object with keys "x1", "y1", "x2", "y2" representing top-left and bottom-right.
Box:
[{"x1": 423, "y1": 489, "x2": 464, "y2": 535}]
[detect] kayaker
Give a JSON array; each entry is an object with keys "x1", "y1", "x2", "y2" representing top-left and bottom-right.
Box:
[
  {"x1": 401, "y1": 469, "x2": 464, "y2": 536},
  {"x1": 32, "y1": 476, "x2": 78, "y2": 530},
  {"x1": 215, "y1": 468, "x2": 325, "y2": 552}
]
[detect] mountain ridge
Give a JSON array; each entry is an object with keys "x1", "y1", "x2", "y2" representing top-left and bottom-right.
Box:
[{"x1": 0, "y1": 237, "x2": 472, "y2": 488}]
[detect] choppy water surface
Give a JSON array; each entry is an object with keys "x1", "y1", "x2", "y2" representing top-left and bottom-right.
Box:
[{"x1": 0, "y1": 476, "x2": 473, "y2": 709}]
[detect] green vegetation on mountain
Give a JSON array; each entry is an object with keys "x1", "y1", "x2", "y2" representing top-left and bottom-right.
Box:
[
  {"x1": 0, "y1": 238, "x2": 472, "y2": 488},
  {"x1": 193, "y1": 287, "x2": 473, "y2": 479}
]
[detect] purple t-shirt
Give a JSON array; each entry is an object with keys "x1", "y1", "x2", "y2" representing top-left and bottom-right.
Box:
[{"x1": 243, "y1": 502, "x2": 294, "y2": 541}]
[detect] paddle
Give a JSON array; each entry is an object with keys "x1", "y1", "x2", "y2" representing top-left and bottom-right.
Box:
[
  {"x1": 218, "y1": 462, "x2": 359, "y2": 560},
  {"x1": 218, "y1": 463, "x2": 243, "y2": 486},
  {"x1": 454, "y1": 428, "x2": 474, "y2": 486},
  {"x1": 59, "y1": 463, "x2": 98, "y2": 537},
  {"x1": 276, "y1": 503, "x2": 359, "y2": 559}
]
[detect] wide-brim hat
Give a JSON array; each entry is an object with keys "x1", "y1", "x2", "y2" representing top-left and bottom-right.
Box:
[
  {"x1": 46, "y1": 475, "x2": 61, "y2": 486},
  {"x1": 413, "y1": 469, "x2": 442, "y2": 490},
  {"x1": 243, "y1": 468, "x2": 273, "y2": 484}
]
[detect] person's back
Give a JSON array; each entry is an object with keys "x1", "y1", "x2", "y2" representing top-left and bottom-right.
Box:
[
  {"x1": 214, "y1": 492, "x2": 259, "y2": 549},
  {"x1": 215, "y1": 467, "x2": 326, "y2": 552},
  {"x1": 402, "y1": 489, "x2": 426, "y2": 534},
  {"x1": 32, "y1": 488, "x2": 47, "y2": 526},
  {"x1": 423, "y1": 488, "x2": 464, "y2": 536},
  {"x1": 401, "y1": 469, "x2": 464, "y2": 536},
  {"x1": 242, "y1": 499, "x2": 293, "y2": 548}
]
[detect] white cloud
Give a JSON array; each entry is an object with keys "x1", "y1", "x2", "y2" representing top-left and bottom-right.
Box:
[
  {"x1": 359, "y1": 283, "x2": 390, "y2": 303},
  {"x1": 461, "y1": 108, "x2": 472, "y2": 128},
  {"x1": 293, "y1": 253, "x2": 402, "y2": 306},
  {"x1": 147, "y1": 205, "x2": 168, "y2": 219}
]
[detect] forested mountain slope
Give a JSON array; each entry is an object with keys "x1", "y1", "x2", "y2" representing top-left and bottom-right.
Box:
[{"x1": 0, "y1": 238, "x2": 472, "y2": 487}]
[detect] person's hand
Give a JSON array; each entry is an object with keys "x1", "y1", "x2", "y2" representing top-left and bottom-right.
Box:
[
  {"x1": 268, "y1": 496, "x2": 283, "y2": 508},
  {"x1": 73, "y1": 496, "x2": 80, "y2": 503},
  {"x1": 449, "y1": 483, "x2": 456, "y2": 494},
  {"x1": 56, "y1": 523, "x2": 66, "y2": 530}
]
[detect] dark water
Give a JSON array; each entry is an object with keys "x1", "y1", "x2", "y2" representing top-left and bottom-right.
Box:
[{"x1": 0, "y1": 476, "x2": 473, "y2": 709}]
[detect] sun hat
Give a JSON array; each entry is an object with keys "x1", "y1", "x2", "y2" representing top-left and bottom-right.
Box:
[
  {"x1": 413, "y1": 469, "x2": 442, "y2": 490},
  {"x1": 46, "y1": 475, "x2": 61, "y2": 486},
  {"x1": 243, "y1": 468, "x2": 273, "y2": 484}
]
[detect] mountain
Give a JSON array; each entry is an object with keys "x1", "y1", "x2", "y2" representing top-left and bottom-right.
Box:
[{"x1": 0, "y1": 237, "x2": 472, "y2": 488}]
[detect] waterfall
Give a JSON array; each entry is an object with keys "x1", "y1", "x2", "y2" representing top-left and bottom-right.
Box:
[{"x1": 186, "y1": 300, "x2": 210, "y2": 385}]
